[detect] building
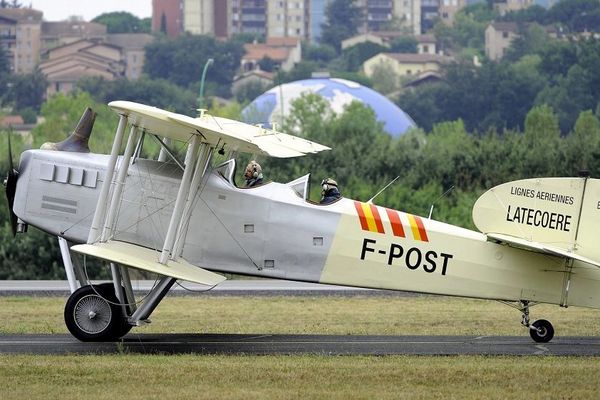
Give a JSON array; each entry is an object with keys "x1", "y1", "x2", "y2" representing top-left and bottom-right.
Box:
[
  {"x1": 341, "y1": 32, "x2": 438, "y2": 55},
  {"x1": 152, "y1": 0, "x2": 183, "y2": 38},
  {"x1": 231, "y1": 0, "x2": 268, "y2": 36},
  {"x1": 241, "y1": 36, "x2": 301, "y2": 72},
  {"x1": 39, "y1": 33, "x2": 155, "y2": 96},
  {"x1": 421, "y1": 0, "x2": 439, "y2": 33},
  {"x1": 39, "y1": 39, "x2": 124, "y2": 96},
  {"x1": 439, "y1": 0, "x2": 466, "y2": 26},
  {"x1": 485, "y1": 22, "x2": 519, "y2": 61},
  {"x1": 0, "y1": 8, "x2": 43, "y2": 74},
  {"x1": 41, "y1": 20, "x2": 107, "y2": 53},
  {"x1": 494, "y1": 0, "x2": 534, "y2": 16},
  {"x1": 363, "y1": 52, "x2": 450, "y2": 78},
  {"x1": 231, "y1": 69, "x2": 275, "y2": 98},
  {"x1": 267, "y1": 0, "x2": 310, "y2": 39},
  {"x1": 105, "y1": 34, "x2": 155, "y2": 80},
  {"x1": 182, "y1": 0, "x2": 229, "y2": 37}
]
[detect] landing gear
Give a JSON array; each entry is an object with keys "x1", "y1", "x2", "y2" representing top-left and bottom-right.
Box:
[
  {"x1": 64, "y1": 284, "x2": 130, "y2": 342},
  {"x1": 529, "y1": 319, "x2": 554, "y2": 343},
  {"x1": 519, "y1": 300, "x2": 554, "y2": 343}
]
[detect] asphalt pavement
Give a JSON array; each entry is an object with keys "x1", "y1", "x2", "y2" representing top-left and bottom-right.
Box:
[{"x1": 0, "y1": 333, "x2": 598, "y2": 356}]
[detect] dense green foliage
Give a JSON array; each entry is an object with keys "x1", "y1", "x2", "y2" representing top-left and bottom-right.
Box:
[
  {"x1": 143, "y1": 34, "x2": 245, "y2": 98},
  {"x1": 398, "y1": 37, "x2": 600, "y2": 133},
  {"x1": 1, "y1": 90, "x2": 600, "y2": 278},
  {"x1": 92, "y1": 11, "x2": 150, "y2": 34},
  {"x1": 77, "y1": 76, "x2": 197, "y2": 115},
  {"x1": 320, "y1": 0, "x2": 363, "y2": 52}
]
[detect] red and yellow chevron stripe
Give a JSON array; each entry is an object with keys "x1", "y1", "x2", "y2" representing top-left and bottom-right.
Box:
[
  {"x1": 407, "y1": 214, "x2": 429, "y2": 242},
  {"x1": 354, "y1": 201, "x2": 385, "y2": 233},
  {"x1": 353, "y1": 201, "x2": 428, "y2": 242}
]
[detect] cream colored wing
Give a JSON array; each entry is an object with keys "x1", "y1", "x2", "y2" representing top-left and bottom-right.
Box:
[
  {"x1": 108, "y1": 100, "x2": 330, "y2": 158},
  {"x1": 72, "y1": 240, "x2": 226, "y2": 285}
]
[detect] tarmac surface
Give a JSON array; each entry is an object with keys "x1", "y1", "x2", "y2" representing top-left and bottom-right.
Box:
[
  {"x1": 1, "y1": 281, "x2": 599, "y2": 356},
  {"x1": 0, "y1": 334, "x2": 599, "y2": 356}
]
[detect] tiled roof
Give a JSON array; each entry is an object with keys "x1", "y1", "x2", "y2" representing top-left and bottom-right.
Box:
[
  {"x1": 383, "y1": 53, "x2": 451, "y2": 63},
  {"x1": 265, "y1": 36, "x2": 300, "y2": 47},
  {"x1": 0, "y1": 8, "x2": 42, "y2": 22},
  {"x1": 106, "y1": 33, "x2": 154, "y2": 49},
  {"x1": 243, "y1": 43, "x2": 289, "y2": 61},
  {"x1": 42, "y1": 21, "x2": 106, "y2": 37}
]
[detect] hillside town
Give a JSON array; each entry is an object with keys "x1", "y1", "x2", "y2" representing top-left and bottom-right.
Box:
[{"x1": 3, "y1": 0, "x2": 588, "y2": 131}]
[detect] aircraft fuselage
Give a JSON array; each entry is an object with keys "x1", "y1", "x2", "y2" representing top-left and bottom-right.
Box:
[{"x1": 13, "y1": 149, "x2": 600, "y2": 309}]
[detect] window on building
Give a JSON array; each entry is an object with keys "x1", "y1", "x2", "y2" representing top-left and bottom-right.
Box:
[
  {"x1": 406, "y1": 69, "x2": 412, "y2": 75},
  {"x1": 423, "y1": 45, "x2": 429, "y2": 53},
  {"x1": 502, "y1": 31, "x2": 509, "y2": 38}
]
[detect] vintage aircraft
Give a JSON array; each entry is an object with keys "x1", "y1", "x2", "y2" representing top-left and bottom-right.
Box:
[{"x1": 5, "y1": 100, "x2": 600, "y2": 343}]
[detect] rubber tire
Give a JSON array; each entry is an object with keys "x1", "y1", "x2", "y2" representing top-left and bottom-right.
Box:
[
  {"x1": 96, "y1": 283, "x2": 133, "y2": 338},
  {"x1": 529, "y1": 319, "x2": 554, "y2": 343},
  {"x1": 64, "y1": 284, "x2": 121, "y2": 342}
]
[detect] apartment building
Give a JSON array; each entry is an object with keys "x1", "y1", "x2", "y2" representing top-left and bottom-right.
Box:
[
  {"x1": 175, "y1": 0, "x2": 443, "y2": 41},
  {"x1": 0, "y1": 8, "x2": 43, "y2": 74},
  {"x1": 152, "y1": 0, "x2": 183, "y2": 37}
]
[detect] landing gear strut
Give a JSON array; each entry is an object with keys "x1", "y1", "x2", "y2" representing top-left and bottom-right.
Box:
[{"x1": 519, "y1": 300, "x2": 554, "y2": 343}]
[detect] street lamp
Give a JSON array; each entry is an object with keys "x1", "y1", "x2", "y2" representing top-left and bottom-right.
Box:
[{"x1": 197, "y1": 58, "x2": 214, "y2": 114}]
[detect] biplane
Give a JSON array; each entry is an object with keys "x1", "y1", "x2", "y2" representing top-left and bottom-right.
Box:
[{"x1": 5, "y1": 101, "x2": 600, "y2": 343}]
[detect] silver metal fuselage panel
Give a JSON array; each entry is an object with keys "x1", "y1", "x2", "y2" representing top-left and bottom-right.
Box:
[{"x1": 13, "y1": 150, "x2": 339, "y2": 282}]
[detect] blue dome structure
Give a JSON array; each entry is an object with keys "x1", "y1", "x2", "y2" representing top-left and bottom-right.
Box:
[{"x1": 241, "y1": 78, "x2": 416, "y2": 136}]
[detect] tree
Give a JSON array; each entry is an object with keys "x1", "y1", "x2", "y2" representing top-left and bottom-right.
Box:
[
  {"x1": 390, "y1": 36, "x2": 418, "y2": 53},
  {"x1": 504, "y1": 23, "x2": 549, "y2": 62},
  {"x1": 258, "y1": 56, "x2": 276, "y2": 72},
  {"x1": 92, "y1": 11, "x2": 150, "y2": 33},
  {"x1": 520, "y1": 105, "x2": 562, "y2": 176},
  {"x1": 546, "y1": 0, "x2": 600, "y2": 32},
  {"x1": 370, "y1": 60, "x2": 399, "y2": 95},
  {"x1": 77, "y1": 76, "x2": 197, "y2": 115},
  {"x1": 0, "y1": 0, "x2": 21, "y2": 8},
  {"x1": 567, "y1": 110, "x2": 600, "y2": 172},
  {"x1": 143, "y1": 35, "x2": 245, "y2": 97},
  {"x1": 339, "y1": 41, "x2": 387, "y2": 71},
  {"x1": 320, "y1": 0, "x2": 363, "y2": 52},
  {"x1": 0, "y1": 46, "x2": 9, "y2": 104},
  {"x1": 5, "y1": 69, "x2": 47, "y2": 112}
]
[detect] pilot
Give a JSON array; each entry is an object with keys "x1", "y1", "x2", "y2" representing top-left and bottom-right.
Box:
[
  {"x1": 320, "y1": 178, "x2": 341, "y2": 204},
  {"x1": 244, "y1": 160, "x2": 264, "y2": 187}
]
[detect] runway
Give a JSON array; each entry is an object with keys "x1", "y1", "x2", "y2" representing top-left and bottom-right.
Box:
[{"x1": 1, "y1": 333, "x2": 599, "y2": 356}]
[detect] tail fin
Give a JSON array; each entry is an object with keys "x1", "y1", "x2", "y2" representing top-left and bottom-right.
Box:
[{"x1": 472, "y1": 177, "x2": 587, "y2": 255}]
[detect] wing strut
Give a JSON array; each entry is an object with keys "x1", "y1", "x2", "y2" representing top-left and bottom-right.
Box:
[
  {"x1": 159, "y1": 135, "x2": 201, "y2": 264},
  {"x1": 87, "y1": 114, "x2": 127, "y2": 244}
]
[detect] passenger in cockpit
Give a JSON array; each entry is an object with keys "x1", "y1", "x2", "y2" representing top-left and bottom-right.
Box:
[
  {"x1": 244, "y1": 160, "x2": 264, "y2": 187},
  {"x1": 319, "y1": 178, "x2": 341, "y2": 204}
]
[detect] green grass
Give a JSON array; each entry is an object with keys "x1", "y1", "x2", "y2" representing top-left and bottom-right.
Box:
[
  {"x1": 1, "y1": 295, "x2": 599, "y2": 336},
  {"x1": 1, "y1": 354, "x2": 599, "y2": 399},
  {"x1": 1, "y1": 295, "x2": 599, "y2": 399}
]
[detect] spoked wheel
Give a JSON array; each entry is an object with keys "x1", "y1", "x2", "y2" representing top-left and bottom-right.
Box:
[
  {"x1": 529, "y1": 319, "x2": 554, "y2": 343},
  {"x1": 64, "y1": 284, "x2": 129, "y2": 341}
]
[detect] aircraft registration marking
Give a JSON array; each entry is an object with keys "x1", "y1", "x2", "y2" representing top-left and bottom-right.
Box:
[
  {"x1": 360, "y1": 238, "x2": 453, "y2": 275},
  {"x1": 354, "y1": 201, "x2": 428, "y2": 242}
]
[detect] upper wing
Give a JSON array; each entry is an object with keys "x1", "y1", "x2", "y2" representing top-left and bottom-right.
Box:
[
  {"x1": 108, "y1": 101, "x2": 330, "y2": 158},
  {"x1": 487, "y1": 233, "x2": 600, "y2": 268}
]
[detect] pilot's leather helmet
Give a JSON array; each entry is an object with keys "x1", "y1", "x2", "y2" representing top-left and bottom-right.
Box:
[
  {"x1": 321, "y1": 178, "x2": 338, "y2": 191},
  {"x1": 246, "y1": 161, "x2": 262, "y2": 178}
]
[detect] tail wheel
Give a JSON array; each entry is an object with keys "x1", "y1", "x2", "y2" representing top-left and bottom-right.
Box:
[
  {"x1": 529, "y1": 319, "x2": 554, "y2": 343},
  {"x1": 64, "y1": 284, "x2": 130, "y2": 341}
]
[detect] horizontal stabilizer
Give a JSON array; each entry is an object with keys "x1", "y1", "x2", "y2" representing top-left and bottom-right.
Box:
[
  {"x1": 487, "y1": 233, "x2": 600, "y2": 268},
  {"x1": 108, "y1": 101, "x2": 330, "y2": 158},
  {"x1": 71, "y1": 241, "x2": 227, "y2": 286}
]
